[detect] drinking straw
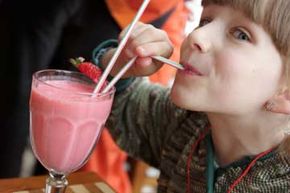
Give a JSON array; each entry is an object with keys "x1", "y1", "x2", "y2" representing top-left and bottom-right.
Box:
[
  {"x1": 101, "y1": 55, "x2": 185, "y2": 93},
  {"x1": 101, "y1": 57, "x2": 137, "y2": 94},
  {"x1": 152, "y1": 56, "x2": 184, "y2": 70},
  {"x1": 93, "y1": 0, "x2": 151, "y2": 94}
]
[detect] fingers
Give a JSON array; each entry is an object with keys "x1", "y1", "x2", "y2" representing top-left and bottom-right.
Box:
[
  {"x1": 119, "y1": 22, "x2": 148, "y2": 53},
  {"x1": 120, "y1": 23, "x2": 173, "y2": 58},
  {"x1": 129, "y1": 27, "x2": 172, "y2": 57},
  {"x1": 130, "y1": 41, "x2": 173, "y2": 76},
  {"x1": 122, "y1": 23, "x2": 150, "y2": 58},
  {"x1": 136, "y1": 41, "x2": 173, "y2": 58},
  {"x1": 133, "y1": 57, "x2": 161, "y2": 76},
  {"x1": 116, "y1": 22, "x2": 173, "y2": 77},
  {"x1": 119, "y1": 22, "x2": 148, "y2": 41}
]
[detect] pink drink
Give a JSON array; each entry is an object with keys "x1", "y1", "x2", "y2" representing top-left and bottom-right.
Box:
[{"x1": 30, "y1": 78, "x2": 114, "y2": 174}]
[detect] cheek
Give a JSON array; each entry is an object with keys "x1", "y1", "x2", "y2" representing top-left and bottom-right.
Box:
[
  {"x1": 253, "y1": 58, "x2": 283, "y2": 97},
  {"x1": 216, "y1": 50, "x2": 282, "y2": 103},
  {"x1": 214, "y1": 51, "x2": 246, "y2": 84},
  {"x1": 216, "y1": 49, "x2": 281, "y2": 85},
  {"x1": 259, "y1": 50, "x2": 283, "y2": 85}
]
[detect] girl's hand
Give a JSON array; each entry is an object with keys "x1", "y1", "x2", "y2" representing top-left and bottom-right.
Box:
[{"x1": 101, "y1": 22, "x2": 174, "y2": 78}]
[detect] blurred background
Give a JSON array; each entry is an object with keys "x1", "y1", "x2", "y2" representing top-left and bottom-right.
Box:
[{"x1": 0, "y1": 0, "x2": 195, "y2": 192}]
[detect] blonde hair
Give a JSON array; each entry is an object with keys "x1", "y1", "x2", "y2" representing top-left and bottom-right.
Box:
[{"x1": 203, "y1": 0, "x2": 290, "y2": 57}]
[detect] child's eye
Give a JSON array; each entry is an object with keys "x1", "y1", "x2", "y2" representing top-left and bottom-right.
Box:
[{"x1": 231, "y1": 28, "x2": 251, "y2": 42}]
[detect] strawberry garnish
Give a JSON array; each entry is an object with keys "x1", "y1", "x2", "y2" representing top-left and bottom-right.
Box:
[{"x1": 70, "y1": 57, "x2": 102, "y2": 83}]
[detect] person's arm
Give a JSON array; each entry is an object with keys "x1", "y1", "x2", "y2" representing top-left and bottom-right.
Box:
[
  {"x1": 106, "y1": 78, "x2": 189, "y2": 167},
  {"x1": 96, "y1": 23, "x2": 185, "y2": 167}
]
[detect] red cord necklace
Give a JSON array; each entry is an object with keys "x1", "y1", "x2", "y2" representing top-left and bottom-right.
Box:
[{"x1": 186, "y1": 130, "x2": 273, "y2": 193}]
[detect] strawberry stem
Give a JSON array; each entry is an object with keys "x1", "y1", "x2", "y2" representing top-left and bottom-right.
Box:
[{"x1": 69, "y1": 57, "x2": 85, "y2": 68}]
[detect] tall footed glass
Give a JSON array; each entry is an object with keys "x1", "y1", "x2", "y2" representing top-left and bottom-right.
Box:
[{"x1": 29, "y1": 70, "x2": 115, "y2": 193}]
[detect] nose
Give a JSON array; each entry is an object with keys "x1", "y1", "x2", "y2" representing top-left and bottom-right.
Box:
[{"x1": 187, "y1": 27, "x2": 212, "y2": 53}]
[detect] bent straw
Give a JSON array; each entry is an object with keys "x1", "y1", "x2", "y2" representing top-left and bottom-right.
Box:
[
  {"x1": 101, "y1": 57, "x2": 137, "y2": 94},
  {"x1": 93, "y1": 0, "x2": 151, "y2": 94}
]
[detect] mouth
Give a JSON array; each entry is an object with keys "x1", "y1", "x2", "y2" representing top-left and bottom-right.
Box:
[{"x1": 181, "y1": 63, "x2": 203, "y2": 76}]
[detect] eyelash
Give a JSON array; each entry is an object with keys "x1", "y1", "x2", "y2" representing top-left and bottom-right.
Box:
[
  {"x1": 199, "y1": 18, "x2": 252, "y2": 42},
  {"x1": 230, "y1": 28, "x2": 251, "y2": 42}
]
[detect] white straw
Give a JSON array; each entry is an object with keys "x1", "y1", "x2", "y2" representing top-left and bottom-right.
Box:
[
  {"x1": 93, "y1": 0, "x2": 151, "y2": 94},
  {"x1": 152, "y1": 55, "x2": 184, "y2": 70},
  {"x1": 101, "y1": 57, "x2": 137, "y2": 94}
]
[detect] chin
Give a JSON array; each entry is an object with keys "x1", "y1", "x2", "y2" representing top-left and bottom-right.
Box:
[
  {"x1": 170, "y1": 83, "x2": 209, "y2": 112},
  {"x1": 170, "y1": 85, "x2": 189, "y2": 109}
]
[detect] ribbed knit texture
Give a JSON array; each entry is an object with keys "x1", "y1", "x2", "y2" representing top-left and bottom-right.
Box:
[{"x1": 106, "y1": 78, "x2": 290, "y2": 193}]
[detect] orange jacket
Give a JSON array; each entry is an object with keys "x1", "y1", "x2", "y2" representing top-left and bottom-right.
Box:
[
  {"x1": 82, "y1": 1, "x2": 188, "y2": 193},
  {"x1": 106, "y1": 0, "x2": 180, "y2": 29}
]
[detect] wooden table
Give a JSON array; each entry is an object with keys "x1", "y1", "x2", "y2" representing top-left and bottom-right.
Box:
[{"x1": 0, "y1": 171, "x2": 116, "y2": 193}]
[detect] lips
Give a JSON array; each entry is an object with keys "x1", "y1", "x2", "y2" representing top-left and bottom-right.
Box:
[{"x1": 181, "y1": 63, "x2": 203, "y2": 76}]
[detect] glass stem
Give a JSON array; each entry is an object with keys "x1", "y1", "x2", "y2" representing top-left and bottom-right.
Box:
[{"x1": 45, "y1": 171, "x2": 68, "y2": 193}]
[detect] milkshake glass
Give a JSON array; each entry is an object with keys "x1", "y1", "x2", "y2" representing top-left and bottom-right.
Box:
[{"x1": 29, "y1": 69, "x2": 115, "y2": 193}]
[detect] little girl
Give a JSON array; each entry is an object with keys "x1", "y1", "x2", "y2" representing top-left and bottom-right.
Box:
[{"x1": 96, "y1": 0, "x2": 290, "y2": 192}]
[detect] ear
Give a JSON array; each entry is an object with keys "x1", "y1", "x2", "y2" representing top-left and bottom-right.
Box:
[{"x1": 265, "y1": 89, "x2": 290, "y2": 115}]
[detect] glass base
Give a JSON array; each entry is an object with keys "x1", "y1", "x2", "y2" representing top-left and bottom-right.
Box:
[{"x1": 45, "y1": 171, "x2": 68, "y2": 193}]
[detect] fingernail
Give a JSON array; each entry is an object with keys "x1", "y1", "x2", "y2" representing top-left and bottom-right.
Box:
[
  {"x1": 143, "y1": 58, "x2": 151, "y2": 66},
  {"x1": 137, "y1": 58, "x2": 151, "y2": 67},
  {"x1": 137, "y1": 47, "x2": 147, "y2": 56}
]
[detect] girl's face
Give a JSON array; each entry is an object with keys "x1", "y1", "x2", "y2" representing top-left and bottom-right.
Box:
[{"x1": 171, "y1": 4, "x2": 284, "y2": 115}]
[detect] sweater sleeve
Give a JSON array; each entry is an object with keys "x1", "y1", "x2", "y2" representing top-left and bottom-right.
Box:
[{"x1": 106, "y1": 78, "x2": 189, "y2": 167}]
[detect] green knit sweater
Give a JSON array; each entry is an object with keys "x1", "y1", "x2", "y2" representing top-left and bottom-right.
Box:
[{"x1": 106, "y1": 78, "x2": 290, "y2": 193}]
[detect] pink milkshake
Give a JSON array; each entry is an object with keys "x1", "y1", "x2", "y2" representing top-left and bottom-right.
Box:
[{"x1": 30, "y1": 71, "x2": 114, "y2": 174}]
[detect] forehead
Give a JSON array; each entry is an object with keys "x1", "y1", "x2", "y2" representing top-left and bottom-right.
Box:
[
  {"x1": 202, "y1": 0, "x2": 290, "y2": 56},
  {"x1": 202, "y1": 0, "x2": 267, "y2": 24}
]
